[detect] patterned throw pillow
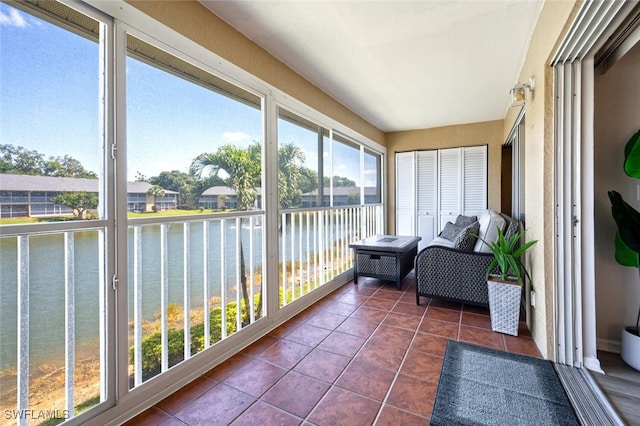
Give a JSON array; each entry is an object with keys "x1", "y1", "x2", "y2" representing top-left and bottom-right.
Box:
[
  {"x1": 454, "y1": 214, "x2": 478, "y2": 228},
  {"x1": 440, "y1": 222, "x2": 463, "y2": 241},
  {"x1": 453, "y1": 221, "x2": 480, "y2": 252}
]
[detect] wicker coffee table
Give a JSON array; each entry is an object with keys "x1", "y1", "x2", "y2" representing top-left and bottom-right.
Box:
[{"x1": 349, "y1": 235, "x2": 421, "y2": 289}]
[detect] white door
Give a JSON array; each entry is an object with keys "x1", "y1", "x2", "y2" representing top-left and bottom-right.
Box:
[
  {"x1": 551, "y1": 0, "x2": 633, "y2": 371},
  {"x1": 462, "y1": 145, "x2": 488, "y2": 218},
  {"x1": 439, "y1": 148, "x2": 461, "y2": 229},
  {"x1": 416, "y1": 150, "x2": 437, "y2": 250},
  {"x1": 395, "y1": 152, "x2": 415, "y2": 236}
]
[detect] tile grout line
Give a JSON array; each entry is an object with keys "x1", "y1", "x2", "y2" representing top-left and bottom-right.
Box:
[
  {"x1": 302, "y1": 280, "x2": 402, "y2": 424},
  {"x1": 296, "y1": 279, "x2": 423, "y2": 424},
  {"x1": 372, "y1": 295, "x2": 432, "y2": 424}
]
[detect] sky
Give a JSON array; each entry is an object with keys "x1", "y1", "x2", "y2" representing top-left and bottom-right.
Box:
[{"x1": 0, "y1": 2, "x2": 376, "y2": 186}]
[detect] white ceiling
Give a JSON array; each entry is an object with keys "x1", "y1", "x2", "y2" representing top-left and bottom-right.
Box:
[{"x1": 200, "y1": 1, "x2": 543, "y2": 132}]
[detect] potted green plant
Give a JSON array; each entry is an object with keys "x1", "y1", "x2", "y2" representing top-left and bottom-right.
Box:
[
  {"x1": 480, "y1": 227, "x2": 537, "y2": 336},
  {"x1": 607, "y1": 130, "x2": 640, "y2": 371}
]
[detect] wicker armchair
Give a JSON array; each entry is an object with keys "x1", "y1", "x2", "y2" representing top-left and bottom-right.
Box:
[{"x1": 415, "y1": 214, "x2": 520, "y2": 307}]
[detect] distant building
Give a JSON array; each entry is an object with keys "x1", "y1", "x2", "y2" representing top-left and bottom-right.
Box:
[
  {"x1": 0, "y1": 174, "x2": 178, "y2": 218},
  {"x1": 125, "y1": 181, "x2": 178, "y2": 213},
  {"x1": 198, "y1": 186, "x2": 262, "y2": 210}
]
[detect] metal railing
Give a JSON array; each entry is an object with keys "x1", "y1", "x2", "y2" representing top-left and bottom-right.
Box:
[
  {"x1": 0, "y1": 204, "x2": 383, "y2": 423},
  {"x1": 279, "y1": 204, "x2": 383, "y2": 306},
  {"x1": 127, "y1": 212, "x2": 265, "y2": 386},
  {"x1": 0, "y1": 228, "x2": 106, "y2": 425}
]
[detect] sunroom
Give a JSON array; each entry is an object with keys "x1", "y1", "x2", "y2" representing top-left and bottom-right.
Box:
[{"x1": 1, "y1": 0, "x2": 639, "y2": 425}]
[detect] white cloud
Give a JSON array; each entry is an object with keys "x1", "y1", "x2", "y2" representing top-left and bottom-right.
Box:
[
  {"x1": 0, "y1": 8, "x2": 28, "y2": 28},
  {"x1": 222, "y1": 131, "x2": 252, "y2": 145}
]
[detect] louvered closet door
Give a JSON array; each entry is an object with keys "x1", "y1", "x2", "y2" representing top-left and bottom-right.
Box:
[
  {"x1": 439, "y1": 148, "x2": 461, "y2": 230},
  {"x1": 416, "y1": 150, "x2": 437, "y2": 250},
  {"x1": 395, "y1": 152, "x2": 415, "y2": 236},
  {"x1": 462, "y1": 146, "x2": 487, "y2": 217}
]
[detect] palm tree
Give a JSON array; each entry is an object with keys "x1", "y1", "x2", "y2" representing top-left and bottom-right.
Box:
[
  {"x1": 191, "y1": 142, "x2": 311, "y2": 324},
  {"x1": 278, "y1": 142, "x2": 306, "y2": 209},
  {"x1": 192, "y1": 145, "x2": 260, "y2": 211},
  {"x1": 191, "y1": 143, "x2": 261, "y2": 325},
  {"x1": 147, "y1": 185, "x2": 166, "y2": 212}
]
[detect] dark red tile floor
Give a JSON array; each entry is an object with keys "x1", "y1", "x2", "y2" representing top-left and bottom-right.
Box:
[{"x1": 125, "y1": 274, "x2": 541, "y2": 425}]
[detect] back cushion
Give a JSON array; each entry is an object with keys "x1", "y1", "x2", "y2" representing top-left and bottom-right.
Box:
[
  {"x1": 473, "y1": 210, "x2": 507, "y2": 253},
  {"x1": 454, "y1": 214, "x2": 478, "y2": 228},
  {"x1": 453, "y1": 221, "x2": 480, "y2": 252},
  {"x1": 439, "y1": 221, "x2": 463, "y2": 241}
]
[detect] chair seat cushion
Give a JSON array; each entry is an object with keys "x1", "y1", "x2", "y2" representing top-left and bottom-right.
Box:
[{"x1": 429, "y1": 237, "x2": 455, "y2": 248}]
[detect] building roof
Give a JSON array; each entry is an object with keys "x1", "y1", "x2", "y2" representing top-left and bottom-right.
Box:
[
  {"x1": 201, "y1": 186, "x2": 263, "y2": 196},
  {"x1": 201, "y1": 185, "x2": 238, "y2": 196},
  {"x1": 0, "y1": 174, "x2": 177, "y2": 194},
  {"x1": 126, "y1": 180, "x2": 177, "y2": 195}
]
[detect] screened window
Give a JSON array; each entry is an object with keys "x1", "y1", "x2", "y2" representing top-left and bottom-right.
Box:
[
  {"x1": 0, "y1": 2, "x2": 103, "y2": 223},
  {"x1": 277, "y1": 108, "x2": 327, "y2": 209},
  {"x1": 126, "y1": 35, "x2": 262, "y2": 214},
  {"x1": 364, "y1": 148, "x2": 382, "y2": 204},
  {"x1": 332, "y1": 135, "x2": 361, "y2": 206},
  {"x1": 0, "y1": 0, "x2": 384, "y2": 422},
  {"x1": 126, "y1": 35, "x2": 265, "y2": 386},
  {"x1": 0, "y1": 1, "x2": 107, "y2": 421}
]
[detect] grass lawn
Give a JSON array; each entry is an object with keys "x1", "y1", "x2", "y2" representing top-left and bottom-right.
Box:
[{"x1": 0, "y1": 209, "x2": 226, "y2": 225}]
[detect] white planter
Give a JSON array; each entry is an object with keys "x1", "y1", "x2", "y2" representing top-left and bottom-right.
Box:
[
  {"x1": 487, "y1": 277, "x2": 522, "y2": 336},
  {"x1": 621, "y1": 327, "x2": 640, "y2": 371}
]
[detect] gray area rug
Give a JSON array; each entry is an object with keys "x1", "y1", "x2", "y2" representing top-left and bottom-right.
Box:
[{"x1": 431, "y1": 341, "x2": 580, "y2": 426}]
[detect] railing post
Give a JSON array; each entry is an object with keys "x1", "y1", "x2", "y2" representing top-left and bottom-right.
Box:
[
  {"x1": 297, "y1": 211, "x2": 302, "y2": 298},
  {"x1": 220, "y1": 219, "x2": 227, "y2": 339},
  {"x1": 235, "y1": 217, "x2": 241, "y2": 331},
  {"x1": 248, "y1": 216, "x2": 255, "y2": 323},
  {"x1": 281, "y1": 213, "x2": 286, "y2": 306},
  {"x1": 313, "y1": 211, "x2": 318, "y2": 289},
  {"x1": 64, "y1": 231, "x2": 75, "y2": 416},
  {"x1": 305, "y1": 211, "x2": 310, "y2": 292},
  {"x1": 160, "y1": 223, "x2": 169, "y2": 372},
  {"x1": 340, "y1": 208, "x2": 345, "y2": 273},
  {"x1": 183, "y1": 222, "x2": 191, "y2": 360},
  {"x1": 133, "y1": 226, "x2": 143, "y2": 386},
  {"x1": 291, "y1": 212, "x2": 296, "y2": 300},
  {"x1": 203, "y1": 221, "x2": 210, "y2": 348},
  {"x1": 330, "y1": 209, "x2": 334, "y2": 279},
  {"x1": 319, "y1": 210, "x2": 325, "y2": 284},
  {"x1": 17, "y1": 235, "x2": 29, "y2": 426}
]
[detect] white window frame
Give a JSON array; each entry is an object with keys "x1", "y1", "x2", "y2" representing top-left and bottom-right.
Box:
[{"x1": 551, "y1": 0, "x2": 637, "y2": 371}]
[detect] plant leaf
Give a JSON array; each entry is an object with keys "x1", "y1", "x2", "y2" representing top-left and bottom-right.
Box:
[
  {"x1": 486, "y1": 258, "x2": 499, "y2": 278},
  {"x1": 614, "y1": 231, "x2": 640, "y2": 267},
  {"x1": 512, "y1": 239, "x2": 538, "y2": 258},
  {"x1": 623, "y1": 129, "x2": 640, "y2": 178},
  {"x1": 608, "y1": 190, "x2": 640, "y2": 254},
  {"x1": 506, "y1": 256, "x2": 522, "y2": 284}
]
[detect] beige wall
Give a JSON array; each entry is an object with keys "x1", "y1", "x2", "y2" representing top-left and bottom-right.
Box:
[
  {"x1": 594, "y1": 43, "x2": 640, "y2": 351},
  {"x1": 386, "y1": 120, "x2": 504, "y2": 234},
  {"x1": 126, "y1": 0, "x2": 385, "y2": 147},
  {"x1": 503, "y1": 0, "x2": 580, "y2": 359}
]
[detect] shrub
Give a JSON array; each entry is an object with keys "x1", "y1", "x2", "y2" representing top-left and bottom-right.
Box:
[{"x1": 131, "y1": 300, "x2": 246, "y2": 381}]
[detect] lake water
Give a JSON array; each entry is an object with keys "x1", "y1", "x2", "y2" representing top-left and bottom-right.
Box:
[{"x1": 0, "y1": 217, "x2": 347, "y2": 372}]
